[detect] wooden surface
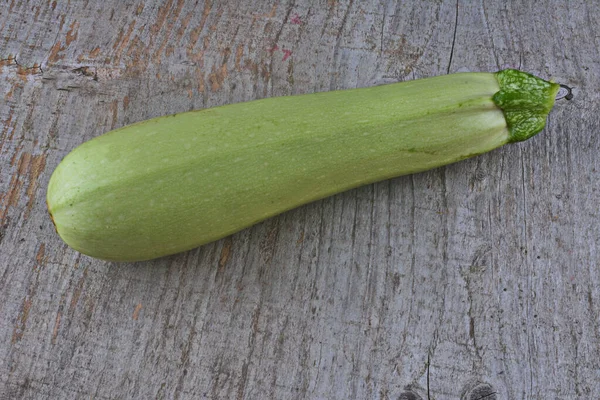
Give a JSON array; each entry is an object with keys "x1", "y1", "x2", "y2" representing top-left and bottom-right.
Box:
[{"x1": 1, "y1": 1, "x2": 598, "y2": 399}]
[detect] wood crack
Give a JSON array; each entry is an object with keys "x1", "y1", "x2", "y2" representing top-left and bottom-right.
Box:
[{"x1": 447, "y1": 0, "x2": 459, "y2": 74}]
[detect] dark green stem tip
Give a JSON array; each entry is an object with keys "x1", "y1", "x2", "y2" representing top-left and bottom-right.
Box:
[{"x1": 494, "y1": 69, "x2": 560, "y2": 143}]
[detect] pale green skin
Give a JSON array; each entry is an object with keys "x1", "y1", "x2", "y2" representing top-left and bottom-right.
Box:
[{"x1": 47, "y1": 70, "x2": 558, "y2": 261}]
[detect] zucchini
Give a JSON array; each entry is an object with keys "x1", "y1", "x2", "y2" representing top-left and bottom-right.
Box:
[{"x1": 47, "y1": 69, "x2": 559, "y2": 261}]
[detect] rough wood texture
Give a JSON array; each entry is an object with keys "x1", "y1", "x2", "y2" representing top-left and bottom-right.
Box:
[{"x1": 1, "y1": 1, "x2": 598, "y2": 399}]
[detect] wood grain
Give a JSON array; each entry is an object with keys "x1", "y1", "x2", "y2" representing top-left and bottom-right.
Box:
[{"x1": 1, "y1": 1, "x2": 598, "y2": 399}]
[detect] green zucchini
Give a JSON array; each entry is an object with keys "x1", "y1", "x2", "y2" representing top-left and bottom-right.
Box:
[{"x1": 47, "y1": 69, "x2": 559, "y2": 262}]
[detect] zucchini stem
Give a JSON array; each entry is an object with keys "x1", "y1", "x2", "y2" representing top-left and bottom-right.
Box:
[{"x1": 557, "y1": 84, "x2": 574, "y2": 101}]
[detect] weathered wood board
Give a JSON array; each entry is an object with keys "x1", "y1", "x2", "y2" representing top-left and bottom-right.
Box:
[{"x1": 1, "y1": 1, "x2": 599, "y2": 399}]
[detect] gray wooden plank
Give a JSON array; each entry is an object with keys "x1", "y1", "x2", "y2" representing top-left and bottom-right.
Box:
[{"x1": 1, "y1": 1, "x2": 598, "y2": 399}]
